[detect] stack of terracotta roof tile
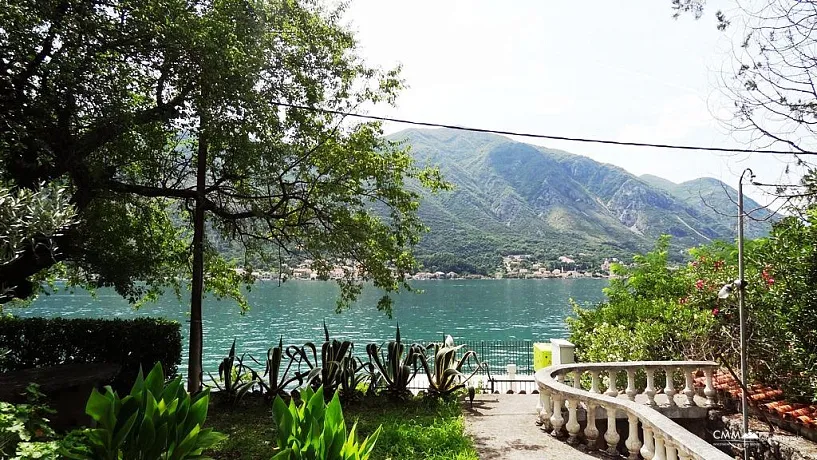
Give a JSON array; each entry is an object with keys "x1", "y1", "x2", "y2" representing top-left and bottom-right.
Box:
[{"x1": 694, "y1": 371, "x2": 817, "y2": 432}]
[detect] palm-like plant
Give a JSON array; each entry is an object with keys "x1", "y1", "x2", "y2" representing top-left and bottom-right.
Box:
[
  {"x1": 207, "y1": 339, "x2": 262, "y2": 403},
  {"x1": 420, "y1": 335, "x2": 485, "y2": 397},
  {"x1": 366, "y1": 324, "x2": 424, "y2": 397},
  {"x1": 291, "y1": 323, "x2": 354, "y2": 397}
]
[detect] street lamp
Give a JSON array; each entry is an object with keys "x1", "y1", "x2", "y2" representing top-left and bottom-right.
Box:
[{"x1": 718, "y1": 168, "x2": 757, "y2": 444}]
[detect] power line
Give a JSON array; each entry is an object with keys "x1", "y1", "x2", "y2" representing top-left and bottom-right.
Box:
[{"x1": 272, "y1": 101, "x2": 807, "y2": 156}]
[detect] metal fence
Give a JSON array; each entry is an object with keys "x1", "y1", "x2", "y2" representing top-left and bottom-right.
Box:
[
  {"x1": 460, "y1": 340, "x2": 534, "y2": 375},
  {"x1": 402, "y1": 339, "x2": 536, "y2": 394}
]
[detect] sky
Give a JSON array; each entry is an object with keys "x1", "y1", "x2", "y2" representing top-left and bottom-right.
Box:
[{"x1": 342, "y1": 0, "x2": 802, "y2": 206}]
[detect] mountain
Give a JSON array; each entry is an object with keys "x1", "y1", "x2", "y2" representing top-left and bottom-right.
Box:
[
  {"x1": 639, "y1": 174, "x2": 772, "y2": 240},
  {"x1": 388, "y1": 128, "x2": 772, "y2": 273}
]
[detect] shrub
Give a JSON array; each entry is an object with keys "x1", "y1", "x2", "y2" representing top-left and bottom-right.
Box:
[
  {"x1": 568, "y1": 236, "x2": 717, "y2": 365},
  {"x1": 0, "y1": 384, "x2": 55, "y2": 458},
  {"x1": 66, "y1": 362, "x2": 225, "y2": 459},
  {"x1": 0, "y1": 317, "x2": 182, "y2": 392},
  {"x1": 271, "y1": 386, "x2": 381, "y2": 460}
]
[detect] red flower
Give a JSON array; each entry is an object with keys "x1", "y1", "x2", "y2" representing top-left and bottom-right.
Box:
[
  {"x1": 761, "y1": 270, "x2": 775, "y2": 287},
  {"x1": 695, "y1": 279, "x2": 705, "y2": 290},
  {"x1": 712, "y1": 308, "x2": 719, "y2": 316}
]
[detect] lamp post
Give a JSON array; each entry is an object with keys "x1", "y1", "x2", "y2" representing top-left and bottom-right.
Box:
[{"x1": 718, "y1": 168, "x2": 755, "y2": 442}]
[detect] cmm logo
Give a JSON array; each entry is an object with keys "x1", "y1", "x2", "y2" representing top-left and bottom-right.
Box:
[{"x1": 711, "y1": 429, "x2": 760, "y2": 446}]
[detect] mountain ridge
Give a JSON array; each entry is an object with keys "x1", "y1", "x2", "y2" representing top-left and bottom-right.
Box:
[{"x1": 387, "y1": 128, "x2": 772, "y2": 273}]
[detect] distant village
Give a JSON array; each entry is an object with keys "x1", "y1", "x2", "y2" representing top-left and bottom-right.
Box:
[{"x1": 239, "y1": 254, "x2": 620, "y2": 281}]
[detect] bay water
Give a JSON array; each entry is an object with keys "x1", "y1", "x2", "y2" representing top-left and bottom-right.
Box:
[{"x1": 12, "y1": 279, "x2": 607, "y2": 375}]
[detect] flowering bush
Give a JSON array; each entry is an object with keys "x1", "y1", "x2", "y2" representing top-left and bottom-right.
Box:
[{"x1": 569, "y1": 221, "x2": 817, "y2": 402}]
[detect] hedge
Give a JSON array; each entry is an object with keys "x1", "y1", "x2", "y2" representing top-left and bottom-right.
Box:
[{"x1": 0, "y1": 316, "x2": 182, "y2": 392}]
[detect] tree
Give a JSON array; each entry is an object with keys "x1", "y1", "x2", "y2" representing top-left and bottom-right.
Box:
[
  {"x1": 0, "y1": 0, "x2": 447, "y2": 391},
  {"x1": 673, "y1": 0, "x2": 817, "y2": 202}
]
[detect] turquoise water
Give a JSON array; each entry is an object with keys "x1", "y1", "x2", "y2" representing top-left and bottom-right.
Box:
[{"x1": 12, "y1": 279, "x2": 607, "y2": 375}]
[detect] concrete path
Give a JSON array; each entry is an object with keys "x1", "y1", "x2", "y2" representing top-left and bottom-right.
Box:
[{"x1": 464, "y1": 394, "x2": 603, "y2": 460}]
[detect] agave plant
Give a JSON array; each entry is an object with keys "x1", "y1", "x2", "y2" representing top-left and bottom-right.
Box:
[
  {"x1": 258, "y1": 337, "x2": 305, "y2": 399},
  {"x1": 291, "y1": 323, "x2": 353, "y2": 397},
  {"x1": 207, "y1": 339, "x2": 262, "y2": 403},
  {"x1": 338, "y1": 355, "x2": 373, "y2": 400},
  {"x1": 365, "y1": 324, "x2": 424, "y2": 397},
  {"x1": 420, "y1": 335, "x2": 485, "y2": 397},
  {"x1": 271, "y1": 386, "x2": 381, "y2": 460}
]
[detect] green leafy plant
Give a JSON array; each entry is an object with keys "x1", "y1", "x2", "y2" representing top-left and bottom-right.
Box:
[
  {"x1": 208, "y1": 339, "x2": 263, "y2": 404},
  {"x1": 0, "y1": 384, "x2": 56, "y2": 458},
  {"x1": 420, "y1": 336, "x2": 484, "y2": 397},
  {"x1": 338, "y1": 355, "x2": 373, "y2": 401},
  {"x1": 73, "y1": 362, "x2": 225, "y2": 459},
  {"x1": 259, "y1": 337, "x2": 305, "y2": 399},
  {"x1": 270, "y1": 386, "x2": 381, "y2": 460},
  {"x1": 294, "y1": 324, "x2": 354, "y2": 397},
  {"x1": 366, "y1": 325, "x2": 424, "y2": 397}
]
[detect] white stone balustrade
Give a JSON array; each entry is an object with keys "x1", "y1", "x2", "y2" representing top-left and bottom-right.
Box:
[{"x1": 536, "y1": 361, "x2": 730, "y2": 460}]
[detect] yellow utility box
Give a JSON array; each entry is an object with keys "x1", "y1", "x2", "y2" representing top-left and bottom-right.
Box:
[{"x1": 533, "y1": 342, "x2": 552, "y2": 370}]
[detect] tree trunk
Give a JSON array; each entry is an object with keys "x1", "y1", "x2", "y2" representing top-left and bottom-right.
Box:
[{"x1": 188, "y1": 118, "x2": 207, "y2": 393}]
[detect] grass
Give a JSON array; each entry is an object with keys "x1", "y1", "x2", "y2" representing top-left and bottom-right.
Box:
[{"x1": 205, "y1": 393, "x2": 478, "y2": 460}]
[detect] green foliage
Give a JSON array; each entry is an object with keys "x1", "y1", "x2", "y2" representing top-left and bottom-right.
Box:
[
  {"x1": 0, "y1": 385, "x2": 56, "y2": 458},
  {"x1": 0, "y1": 182, "x2": 77, "y2": 302},
  {"x1": 296, "y1": 324, "x2": 355, "y2": 398},
  {"x1": 0, "y1": 0, "x2": 449, "y2": 319},
  {"x1": 270, "y1": 386, "x2": 381, "y2": 460},
  {"x1": 69, "y1": 362, "x2": 225, "y2": 460},
  {"x1": 570, "y1": 223, "x2": 817, "y2": 402},
  {"x1": 707, "y1": 211, "x2": 817, "y2": 402},
  {"x1": 204, "y1": 394, "x2": 477, "y2": 460},
  {"x1": 420, "y1": 336, "x2": 484, "y2": 397},
  {"x1": 349, "y1": 396, "x2": 478, "y2": 460},
  {"x1": 568, "y1": 236, "x2": 717, "y2": 364},
  {"x1": 365, "y1": 325, "x2": 424, "y2": 397},
  {"x1": 260, "y1": 338, "x2": 303, "y2": 399},
  {"x1": 208, "y1": 339, "x2": 263, "y2": 404},
  {"x1": 0, "y1": 317, "x2": 182, "y2": 392}
]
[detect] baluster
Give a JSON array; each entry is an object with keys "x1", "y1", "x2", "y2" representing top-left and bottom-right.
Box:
[
  {"x1": 676, "y1": 445, "x2": 693, "y2": 460},
  {"x1": 541, "y1": 390, "x2": 553, "y2": 431},
  {"x1": 640, "y1": 424, "x2": 655, "y2": 460},
  {"x1": 590, "y1": 369, "x2": 601, "y2": 394},
  {"x1": 645, "y1": 367, "x2": 657, "y2": 406},
  {"x1": 603, "y1": 405, "x2": 620, "y2": 456},
  {"x1": 683, "y1": 367, "x2": 695, "y2": 406},
  {"x1": 664, "y1": 366, "x2": 676, "y2": 407},
  {"x1": 653, "y1": 433, "x2": 667, "y2": 460},
  {"x1": 606, "y1": 369, "x2": 619, "y2": 397},
  {"x1": 624, "y1": 413, "x2": 642, "y2": 459},
  {"x1": 665, "y1": 439, "x2": 678, "y2": 460},
  {"x1": 625, "y1": 368, "x2": 637, "y2": 401},
  {"x1": 550, "y1": 393, "x2": 565, "y2": 437},
  {"x1": 538, "y1": 390, "x2": 552, "y2": 430},
  {"x1": 703, "y1": 367, "x2": 716, "y2": 407},
  {"x1": 574, "y1": 369, "x2": 582, "y2": 389},
  {"x1": 584, "y1": 402, "x2": 599, "y2": 449},
  {"x1": 565, "y1": 398, "x2": 581, "y2": 444},
  {"x1": 536, "y1": 386, "x2": 544, "y2": 414}
]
